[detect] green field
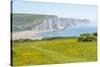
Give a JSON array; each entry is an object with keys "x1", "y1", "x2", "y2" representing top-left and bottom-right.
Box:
[{"x1": 12, "y1": 37, "x2": 97, "y2": 66}]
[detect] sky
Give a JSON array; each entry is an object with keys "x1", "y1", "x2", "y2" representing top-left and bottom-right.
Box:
[{"x1": 12, "y1": 0, "x2": 97, "y2": 22}]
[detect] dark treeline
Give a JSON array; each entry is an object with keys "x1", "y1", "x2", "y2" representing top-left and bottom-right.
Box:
[{"x1": 12, "y1": 37, "x2": 78, "y2": 42}]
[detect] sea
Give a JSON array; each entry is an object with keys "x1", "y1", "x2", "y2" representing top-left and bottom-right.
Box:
[{"x1": 38, "y1": 22, "x2": 97, "y2": 38}]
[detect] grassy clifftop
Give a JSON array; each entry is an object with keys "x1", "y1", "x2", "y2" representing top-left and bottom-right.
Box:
[{"x1": 12, "y1": 37, "x2": 97, "y2": 66}]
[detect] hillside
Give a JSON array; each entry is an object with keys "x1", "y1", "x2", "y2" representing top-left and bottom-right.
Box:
[
  {"x1": 12, "y1": 13, "x2": 89, "y2": 32},
  {"x1": 12, "y1": 13, "x2": 56, "y2": 32}
]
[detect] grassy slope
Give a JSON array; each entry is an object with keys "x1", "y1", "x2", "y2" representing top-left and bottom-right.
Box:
[{"x1": 12, "y1": 38, "x2": 97, "y2": 66}]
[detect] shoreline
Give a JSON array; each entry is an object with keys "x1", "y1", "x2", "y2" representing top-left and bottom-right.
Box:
[{"x1": 12, "y1": 29, "x2": 51, "y2": 40}]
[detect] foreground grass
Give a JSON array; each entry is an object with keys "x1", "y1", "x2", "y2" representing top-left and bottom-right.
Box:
[{"x1": 12, "y1": 38, "x2": 97, "y2": 66}]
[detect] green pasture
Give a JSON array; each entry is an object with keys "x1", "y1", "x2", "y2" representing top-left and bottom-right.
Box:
[{"x1": 12, "y1": 37, "x2": 97, "y2": 66}]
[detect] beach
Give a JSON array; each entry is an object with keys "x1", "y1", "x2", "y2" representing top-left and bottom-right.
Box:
[{"x1": 12, "y1": 29, "x2": 51, "y2": 40}]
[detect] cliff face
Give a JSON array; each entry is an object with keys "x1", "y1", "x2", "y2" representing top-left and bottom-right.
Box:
[
  {"x1": 33, "y1": 17, "x2": 89, "y2": 31},
  {"x1": 12, "y1": 13, "x2": 90, "y2": 40},
  {"x1": 12, "y1": 13, "x2": 89, "y2": 32},
  {"x1": 12, "y1": 13, "x2": 56, "y2": 32}
]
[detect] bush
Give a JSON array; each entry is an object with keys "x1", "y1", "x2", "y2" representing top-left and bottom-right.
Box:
[{"x1": 78, "y1": 32, "x2": 97, "y2": 42}]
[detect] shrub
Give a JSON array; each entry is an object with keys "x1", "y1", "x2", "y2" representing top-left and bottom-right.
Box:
[{"x1": 78, "y1": 32, "x2": 97, "y2": 42}]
